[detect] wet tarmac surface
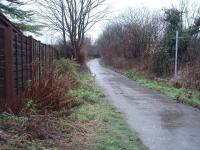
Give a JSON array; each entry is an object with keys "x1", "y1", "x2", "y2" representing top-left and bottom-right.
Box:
[{"x1": 87, "y1": 59, "x2": 200, "y2": 150}]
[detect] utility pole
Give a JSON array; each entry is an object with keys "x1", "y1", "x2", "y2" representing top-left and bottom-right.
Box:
[{"x1": 175, "y1": 31, "x2": 179, "y2": 76}]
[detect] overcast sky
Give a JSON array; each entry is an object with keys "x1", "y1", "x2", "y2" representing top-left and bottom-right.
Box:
[
  {"x1": 86, "y1": 0, "x2": 179, "y2": 40},
  {"x1": 31, "y1": 0, "x2": 182, "y2": 43}
]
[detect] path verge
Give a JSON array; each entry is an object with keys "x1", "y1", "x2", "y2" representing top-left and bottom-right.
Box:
[{"x1": 101, "y1": 60, "x2": 200, "y2": 109}]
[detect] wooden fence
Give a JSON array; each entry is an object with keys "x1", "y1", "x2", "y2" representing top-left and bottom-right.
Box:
[{"x1": 0, "y1": 15, "x2": 58, "y2": 112}]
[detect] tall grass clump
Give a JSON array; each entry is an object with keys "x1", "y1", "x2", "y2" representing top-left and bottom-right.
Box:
[
  {"x1": 22, "y1": 58, "x2": 103, "y2": 114},
  {"x1": 59, "y1": 58, "x2": 80, "y2": 81},
  {"x1": 60, "y1": 59, "x2": 103, "y2": 103},
  {"x1": 22, "y1": 61, "x2": 74, "y2": 113},
  {"x1": 71, "y1": 74, "x2": 103, "y2": 103}
]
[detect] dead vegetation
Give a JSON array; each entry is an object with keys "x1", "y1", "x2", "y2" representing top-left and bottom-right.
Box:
[
  {"x1": 21, "y1": 61, "x2": 80, "y2": 115},
  {"x1": 0, "y1": 111, "x2": 99, "y2": 150},
  {"x1": 170, "y1": 59, "x2": 200, "y2": 90}
]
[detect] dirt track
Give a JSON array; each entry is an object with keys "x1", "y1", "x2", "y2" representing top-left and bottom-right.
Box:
[{"x1": 88, "y1": 59, "x2": 200, "y2": 150}]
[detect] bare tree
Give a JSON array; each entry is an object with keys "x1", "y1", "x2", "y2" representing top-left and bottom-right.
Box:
[
  {"x1": 96, "y1": 8, "x2": 163, "y2": 70},
  {"x1": 37, "y1": 0, "x2": 107, "y2": 61},
  {"x1": 170, "y1": 0, "x2": 200, "y2": 30}
]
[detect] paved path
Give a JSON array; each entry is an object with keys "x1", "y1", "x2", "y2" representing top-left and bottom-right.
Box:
[{"x1": 87, "y1": 59, "x2": 200, "y2": 150}]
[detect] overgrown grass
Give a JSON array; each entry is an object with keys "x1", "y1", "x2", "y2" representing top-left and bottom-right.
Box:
[
  {"x1": 66, "y1": 99, "x2": 146, "y2": 150},
  {"x1": 59, "y1": 58, "x2": 103, "y2": 103},
  {"x1": 70, "y1": 73, "x2": 103, "y2": 103},
  {"x1": 101, "y1": 60, "x2": 200, "y2": 108}
]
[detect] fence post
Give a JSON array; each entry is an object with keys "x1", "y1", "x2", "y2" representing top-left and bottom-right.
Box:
[
  {"x1": 4, "y1": 27, "x2": 14, "y2": 109},
  {"x1": 0, "y1": 27, "x2": 5, "y2": 111},
  {"x1": 20, "y1": 35, "x2": 24, "y2": 91},
  {"x1": 27, "y1": 36, "x2": 33, "y2": 80},
  {"x1": 39, "y1": 41, "x2": 41, "y2": 80},
  {"x1": 44, "y1": 44, "x2": 47, "y2": 69}
]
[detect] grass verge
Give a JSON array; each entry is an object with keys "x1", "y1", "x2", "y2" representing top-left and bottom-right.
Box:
[
  {"x1": 67, "y1": 99, "x2": 146, "y2": 150},
  {"x1": 68, "y1": 70, "x2": 146, "y2": 150},
  {"x1": 101, "y1": 60, "x2": 200, "y2": 109},
  {"x1": 95, "y1": 100, "x2": 146, "y2": 150}
]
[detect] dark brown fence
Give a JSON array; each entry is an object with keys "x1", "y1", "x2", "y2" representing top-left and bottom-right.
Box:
[{"x1": 0, "y1": 18, "x2": 58, "y2": 112}]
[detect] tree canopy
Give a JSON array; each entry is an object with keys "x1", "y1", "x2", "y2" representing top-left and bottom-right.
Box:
[{"x1": 0, "y1": 0, "x2": 42, "y2": 33}]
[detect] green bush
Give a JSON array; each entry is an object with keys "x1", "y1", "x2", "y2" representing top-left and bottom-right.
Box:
[
  {"x1": 59, "y1": 58, "x2": 80, "y2": 80},
  {"x1": 153, "y1": 47, "x2": 173, "y2": 77},
  {"x1": 58, "y1": 59, "x2": 103, "y2": 103}
]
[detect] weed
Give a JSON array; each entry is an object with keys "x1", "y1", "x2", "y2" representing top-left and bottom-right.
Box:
[
  {"x1": 59, "y1": 58, "x2": 80, "y2": 80},
  {"x1": 25, "y1": 99, "x2": 38, "y2": 115},
  {"x1": 23, "y1": 61, "x2": 72, "y2": 112},
  {"x1": 68, "y1": 104, "x2": 98, "y2": 121},
  {"x1": 0, "y1": 112, "x2": 13, "y2": 120}
]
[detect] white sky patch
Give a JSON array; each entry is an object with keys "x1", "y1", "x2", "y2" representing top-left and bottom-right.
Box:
[
  {"x1": 86, "y1": 0, "x2": 179, "y2": 41},
  {"x1": 24, "y1": 0, "x2": 188, "y2": 43}
]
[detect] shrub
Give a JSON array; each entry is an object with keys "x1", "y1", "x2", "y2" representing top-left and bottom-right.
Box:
[
  {"x1": 153, "y1": 47, "x2": 173, "y2": 77},
  {"x1": 59, "y1": 58, "x2": 80, "y2": 81},
  {"x1": 22, "y1": 61, "x2": 73, "y2": 113},
  {"x1": 170, "y1": 59, "x2": 200, "y2": 90}
]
